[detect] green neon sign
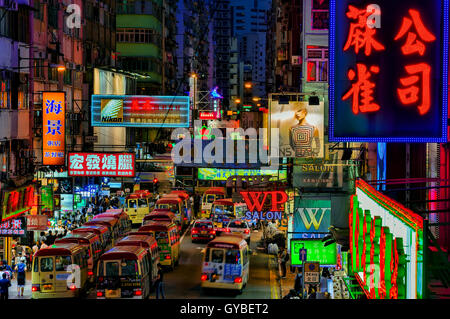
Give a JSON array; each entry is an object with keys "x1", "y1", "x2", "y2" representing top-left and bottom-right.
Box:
[{"x1": 290, "y1": 239, "x2": 337, "y2": 266}]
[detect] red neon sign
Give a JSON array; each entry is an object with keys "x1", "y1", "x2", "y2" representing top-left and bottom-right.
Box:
[
  {"x1": 68, "y1": 153, "x2": 135, "y2": 177},
  {"x1": 199, "y1": 111, "x2": 217, "y2": 120},
  {"x1": 240, "y1": 191, "x2": 288, "y2": 212},
  {"x1": 343, "y1": 5, "x2": 385, "y2": 56}
]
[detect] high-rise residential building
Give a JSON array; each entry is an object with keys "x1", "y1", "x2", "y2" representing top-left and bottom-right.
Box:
[
  {"x1": 266, "y1": 0, "x2": 302, "y2": 94},
  {"x1": 175, "y1": 0, "x2": 212, "y2": 94},
  {"x1": 32, "y1": 0, "x2": 85, "y2": 161}
]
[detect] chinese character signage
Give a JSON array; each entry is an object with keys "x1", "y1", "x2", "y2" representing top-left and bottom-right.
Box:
[
  {"x1": 40, "y1": 186, "x2": 53, "y2": 212},
  {"x1": 26, "y1": 215, "x2": 48, "y2": 231},
  {"x1": 68, "y1": 153, "x2": 135, "y2": 177},
  {"x1": 0, "y1": 217, "x2": 26, "y2": 236},
  {"x1": 42, "y1": 92, "x2": 65, "y2": 165},
  {"x1": 330, "y1": 0, "x2": 449, "y2": 142},
  {"x1": 2, "y1": 185, "x2": 35, "y2": 221},
  {"x1": 91, "y1": 95, "x2": 190, "y2": 128},
  {"x1": 269, "y1": 98, "x2": 324, "y2": 158},
  {"x1": 290, "y1": 239, "x2": 337, "y2": 266}
]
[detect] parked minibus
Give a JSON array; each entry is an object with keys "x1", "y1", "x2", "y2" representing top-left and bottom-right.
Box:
[
  {"x1": 31, "y1": 243, "x2": 89, "y2": 298},
  {"x1": 95, "y1": 246, "x2": 152, "y2": 299},
  {"x1": 138, "y1": 221, "x2": 180, "y2": 270}
]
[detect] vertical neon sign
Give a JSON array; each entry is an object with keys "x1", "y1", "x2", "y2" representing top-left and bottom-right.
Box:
[{"x1": 43, "y1": 92, "x2": 65, "y2": 165}]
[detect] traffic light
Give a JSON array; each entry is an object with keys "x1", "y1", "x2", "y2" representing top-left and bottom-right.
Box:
[{"x1": 153, "y1": 178, "x2": 159, "y2": 192}]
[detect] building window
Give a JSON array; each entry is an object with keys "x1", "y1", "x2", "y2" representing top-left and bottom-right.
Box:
[
  {"x1": 311, "y1": 0, "x2": 329, "y2": 30},
  {"x1": 306, "y1": 46, "x2": 328, "y2": 82},
  {"x1": 117, "y1": 28, "x2": 160, "y2": 45}
]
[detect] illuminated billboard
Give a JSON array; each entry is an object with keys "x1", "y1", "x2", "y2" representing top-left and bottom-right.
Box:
[
  {"x1": 198, "y1": 168, "x2": 287, "y2": 181},
  {"x1": 91, "y1": 95, "x2": 190, "y2": 128},
  {"x1": 68, "y1": 152, "x2": 135, "y2": 177},
  {"x1": 269, "y1": 98, "x2": 324, "y2": 158},
  {"x1": 2, "y1": 185, "x2": 35, "y2": 220},
  {"x1": 329, "y1": 0, "x2": 449, "y2": 142},
  {"x1": 293, "y1": 198, "x2": 331, "y2": 239},
  {"x1": 290, "y1": 239, "x2": 337, "y2": 266},
  {"x1": 42, "y1": 92, "x2": 65, "y2": 165},
  {"x1": 350, "y1": 179, "x2": 424, "y2": 299}
]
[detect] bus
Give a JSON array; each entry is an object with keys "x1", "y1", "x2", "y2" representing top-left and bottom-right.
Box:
[
  {"x1": 54, "y1": 232, "x2": 103, "y2": 283},
  {"x1": 170, "y1": 190, "x2": 193, "y2": 224},
  {"x1": 31, "y1": 243, "x2": 90, "y2": 298},
  {"x1": 115, "y1": 234, "x2": 159, "y2": 287},
  {"x1": 125, "y1": 190, "x2": 155, "y2": 226},
  {"x1": 95, "y1": 208, "x2": 132, "y2": 235},
  {"x1": 72, "y1": 225, "x2": 113, "y2": 252},
  {"x1": 210, "y1": 199, "x2": 247, "y2": 233},
  {"x1": 155, "y1": 196, "x2": 186, "y2": 231},
  {"x1": 200, "y1": 188, "x2": 226, "y2": 218},
  {"x1": 138, "y1": 221, "x2": 180, "y2": 270},
  {"x1": 200, "y1": 234, "x2": 250, "y2": 293},
  {"x1": 142, "y1": 209, "x2": 177, "y2": 226},
  {"x1": 83, "y1": 217, "x2": 122, "y2": 245},
  {"x1": 95, "y1": 246, "x2": 152, "y2": 299}
]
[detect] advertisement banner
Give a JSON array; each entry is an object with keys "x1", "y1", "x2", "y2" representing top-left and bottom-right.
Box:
[
  {"x1": 0, "y1": 217, "x2": 27, "y2": 236},
  {"x1": 26, "y1": 215, "x2": 48, "y2": 231},
  {"x1": 42, "y1": 92, "x2": 65, "y2": 165},
  {"x1": 293, "y1": 198, "x2": 331, "y2": 238},
  {"x1": 40, "y1": 186, "x2": 53, "y2": 212},
  {"x1": 293, "y1": 160, "x2": 344, "y2": 190},
  {"x1": 198, "y1": 168, "x2": 287, "y2": 181},
  {"x1": 91, "y1": 95, "x2": 190, "y2": 128},
  {"x1": 269, "y1": 98, "x2": 324, "y2": 158},
  {"x1": 2, "y1": 185, "x2": 35, "y2": 221},
  {"x1": 290, "y1": 239, "x2": 337, "y2": 266},
  {"x1": 68, "y1": 152, "x2": 135, "y2": 177},
  {"x1": 329, "y1": 0, "x2": 449, "y2": 142}
]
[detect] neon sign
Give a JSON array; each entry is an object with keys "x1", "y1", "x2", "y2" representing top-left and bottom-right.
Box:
[
  {"x1": 68, "y1": 153, "x2": 135, "y2": 177},
  {"x1": 0, "y1": 217, "x2": 26, "y2": 236},
  {"x1": 241, "y1": 191, "x2": 288, "y2": 221},
  {"x1": 330, "y1": 0, "x2": 449, "y2": 142},
  {"x1": 91, "y1": 95, "x2": 190, "y2": 128},
  {"x1": 350, "y1": 179, "x2": 423, "y2": 299},
  {"x1": 2, "y1": 186, "x2": 35, "y2": 220},
  {"x1": 42, "y1": 92, "x2": 65, "y2": 165}
]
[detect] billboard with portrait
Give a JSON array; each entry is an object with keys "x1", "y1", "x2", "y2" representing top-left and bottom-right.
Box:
[{"x1": 269, "y1": 98, "x2": 324, "y2": 158}]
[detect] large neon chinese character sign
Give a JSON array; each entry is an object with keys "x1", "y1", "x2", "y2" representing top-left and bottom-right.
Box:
[
  {"x1": 42, "y1": 92, "x2": 65, "y2": 165},
  {"x1": 330, "y1": 0, "x2": 449, "y2": 143}
]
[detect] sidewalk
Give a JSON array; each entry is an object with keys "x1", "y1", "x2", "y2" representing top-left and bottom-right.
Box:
[{"x1": 8, "y1": 271, "x2": 32, "y2": 299}]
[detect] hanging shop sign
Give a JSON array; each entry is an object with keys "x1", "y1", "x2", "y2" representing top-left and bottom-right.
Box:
[
  {"x1": 91, "y1": 95, "x2": 190, "y2": 128},
  {"x1": 42, "y1": 92, "x2": 65, "y2": 165},
  {"x1": 198, "y1": 168, "x2": 287, "y2": 181},
  {"x1": 293, "y1": 198, "x2": 331, "y2": 239},
  {"x1": 40, "y1": 186, "x2": 54, "y2": 213},
  {"x1": 350, "y1": 179, "x2": 424, "y2": 299},
  {"x1": 199, "y1": 111, "x2": 219, "y2": 120},
  {"x1": 68, "y1": 152, "x2": 135, "y2": 177},
  {"x1": 293, "y1": 161, "x2": 344, "y2": 190},
  {"x1": 0, "y1": 217, "x2": 27, "y2": 236},
  {"x1": 269, "y1": 98, "x2": 324, "y2": 158},
  {"x1": 329, "y1": 0, "x2": 449, "y2": 142},
  {"x1": 2, "y1": 185, "x2": 35, "y2": 221},
  {"x1": 26, "y1": 215, "x2": 48, "y2": 231},
  {"x1": 290, "y1": 239, "x2": 337, "y2": 266},
  {"x1": 241, "y1": 190, "x2": 288, "y2": 221}
]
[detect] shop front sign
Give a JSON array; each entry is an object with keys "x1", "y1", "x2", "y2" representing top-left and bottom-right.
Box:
[
  {"x1": 2, "y1": 185, "x2": 35, "y2": 221},
  {"x1": 293, "y1": 198, "x2": 331, "y2": 239},
  {"x1": 241, "y1": 190, "x2": 288, "y2": 221},
  {"x1": 68, "y1": 152, "x2": 135, "y2": 177},
  {"x1": 350, "y1": 179, "x2": 424, "y2": 299},
  {"x1": 0, "y1": 217, "x2": 26, "y2": 236},
  {"x1": 26, "y1": 215, "x2": 48, "y2": 231},
  {"x1": 42, "y1": 92, "x2": 65, "y2": 165}
]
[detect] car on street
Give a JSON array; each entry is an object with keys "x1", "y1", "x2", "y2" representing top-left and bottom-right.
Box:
[
  {"x1": 191, "y1": 220, "x2": 216, "y2": 243},
  {"x1": 224, "y1": 220, "x2": 251, "y2": 245}
]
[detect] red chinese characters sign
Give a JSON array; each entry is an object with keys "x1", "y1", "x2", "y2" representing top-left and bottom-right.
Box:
[
  {"x1": 26, "y1": 215, "x2": 48, "y2": 231},
  {"x1": 42, "y1": 92, "x2": 65, "y2": 165},
  {"x1": 0, "y1": 217, "x2": 26, "y2": 236},
  {"x1": 330, "y1": 0, "x2": 448, "y2": 142},
  {"x1": 2, "y1": 185, "x2": 35, "y2": 221},
  {"x1": 68, "y1": 153, "x2": 135, "y2": 177}
]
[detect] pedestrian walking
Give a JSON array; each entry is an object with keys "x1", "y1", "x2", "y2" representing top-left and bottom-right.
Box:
[
  {"x1": 32, "y1": 242, "x2": 39, "y2": 255},
  {"x1": 0, "y1": 273, "x2": 11, "y2": 300},
  {"x1": 40, "y1": 241, "x2": 48, "y2": 249},
  {"x1": 294, "y1": 267, "x2": 303, "y2": 294},
  {"x1": 14, "y1": 257, "x2": 27, "y2": 297},
  {"x1": 279, "y1": 247, "x2": 288, "y2": 278},
  {"x1": 155, "y1": 263, "x2": 165, "y2": 299}
]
